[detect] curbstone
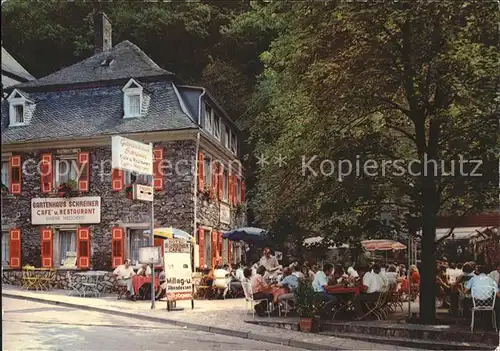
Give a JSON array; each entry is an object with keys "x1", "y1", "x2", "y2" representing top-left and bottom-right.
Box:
[{"x1": 3, "y1": 293, "x2": 328, "y2": 350}]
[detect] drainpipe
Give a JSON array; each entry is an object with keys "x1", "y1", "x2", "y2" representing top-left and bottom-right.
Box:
[
  {"x1": 193, "y1": 131, "x2": 201, "y2": 263},
  {"x1": 197, "y1": 88, "x2": 206, "y2": 126}
]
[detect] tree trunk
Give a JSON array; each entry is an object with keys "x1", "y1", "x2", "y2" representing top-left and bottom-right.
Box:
[{"x1": 419, "y1": 210, "x2": 437, "y2": 324}]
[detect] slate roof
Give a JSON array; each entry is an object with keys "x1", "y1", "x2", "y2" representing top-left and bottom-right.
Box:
[
  {"x1": 1, "y1": 81, "x2": 197, "y2": 144},
  {"x1": 1, "y1": 47, "x2": 35, "y2": 86},
  {"x1": 12, "y1": 41, "x2": 173, "y2": 89}
]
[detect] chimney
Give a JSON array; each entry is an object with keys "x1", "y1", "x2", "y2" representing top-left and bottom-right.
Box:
[{"x1": 94, "y1": 12, "x2": 112, "y2": 54}]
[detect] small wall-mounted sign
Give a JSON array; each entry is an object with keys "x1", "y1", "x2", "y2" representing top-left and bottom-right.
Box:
[{"x1": 133, "y1": 184, "x2": 153, "y2": 202}]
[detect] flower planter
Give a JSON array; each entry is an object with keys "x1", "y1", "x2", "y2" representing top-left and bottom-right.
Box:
[{"x1": 299, "y1": 317, "x2": 313, "y2": 333}]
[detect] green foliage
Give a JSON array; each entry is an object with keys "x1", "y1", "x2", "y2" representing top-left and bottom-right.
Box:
[{"x1": 293, "y1": 278, "x2": 316, "y2": 318}]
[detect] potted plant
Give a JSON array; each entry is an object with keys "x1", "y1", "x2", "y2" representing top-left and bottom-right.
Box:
[
  {"x1": 201, "y1": 184, "x2": 212, "y2": 201},
  {"x1": 1, "y1": 182, "x2": 8, "y2": 195},
  {"x1": 57, "y1": 179, "x2": 78, "y2": 198},
  {"x1": 125, "y1": 184, "x2": 134, "y2": 199},
  {"x1": 294, "y1": 278, "x2": 315, "y2": 332}
]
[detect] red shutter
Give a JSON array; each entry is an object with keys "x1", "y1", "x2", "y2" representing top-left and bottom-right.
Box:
[
  {"x1": 211, "y1": 161, "x2": 217, "y2": 199},
  {"x1": 228, "y1": 241, "x2": 232, "y2": 264},
  {"x1": 218, "y1": 232, "x2": 223, "y2": 266},
  {"x1": 111, "y1": 227, "x2": 125, "y2": 268},
  {"x1": 198, "y1": 152, "x2": 205, "y2": 192},
  {"x1": 217, "y1": 164, "x2": 223, "y2": 200},
  {"x1": 198, "y1": 227, "x2": 205, "y2": 267},
  {"x1": 111, "y1": 169, "x2": 124, "y2": 191},
  {"x1": 78, "y1": 152, "x2": 90, "y2": 192},
  {"x1": 241, "y1": 179, "x2": 246, "y2": 203},
  {"x1": 228, "y1": 175, "x2": 233, "y2": 204},
  {"x1": 153, "y1": 147, "x2": 164, "y2": 190},
  {"x1": 9, "y1": 155, "x2": 21, "y2": 194},
  {"x1": 9, "y1": 228, "x2": 21, "y2": 268},
  {"x1": 233, "y1": 176, "x2": 238, "y2": 205},
  {"x1": 40, "y1": 153, "x2": 53, "y2": 193},
  {"x1": 41, "y1": 228, "x2": 53, "y2": 268},
  {"x1": 211, "y1": 230, "x2": 218, "y2": 268},
  {"x1": 77, "y1": 227, "x2": 91, "y2": 269}
]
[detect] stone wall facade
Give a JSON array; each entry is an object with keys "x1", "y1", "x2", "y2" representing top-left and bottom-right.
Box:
[{"x1": 1, "y1": 139, "x2": 247, "y2": 273}]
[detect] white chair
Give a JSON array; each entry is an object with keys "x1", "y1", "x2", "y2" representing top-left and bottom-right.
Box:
[
  {"x1": 241, "y1": 280, "x2": 271, "y2": 319},
  {"x1": 66, "y1": 271, "x2": 82, "y2": 297},
  {"x1": 277, "y1": 293, "x2": 294, "y2": 317},
  {"x1": 471, "y1": 285, "x2": 498, "y2": 332}
]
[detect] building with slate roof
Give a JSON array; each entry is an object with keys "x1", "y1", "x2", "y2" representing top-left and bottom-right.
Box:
[
  {"x1": 1, "y1": 13, "x2": 246, "y2": 282},
  {"x1": 1, "y1": 47, "x2": 35, "y2": 89}
]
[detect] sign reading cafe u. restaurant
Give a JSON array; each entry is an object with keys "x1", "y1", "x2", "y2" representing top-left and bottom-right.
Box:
[{"x1": 31, "y1": 196, "x2": 101, "y2": 225}]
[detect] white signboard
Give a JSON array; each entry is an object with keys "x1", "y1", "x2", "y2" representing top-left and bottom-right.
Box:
[
  {"x1": 139, "y1": 246, "x2": 162, "y2": 265},
  {"x1": 111, "y1": 136, "x2": 153, "y2": 175},
  {"x1": 164, "y1": 239, "x2": 193, "y2": 301},
  {"x1": 220, "y1": 203, "x2": 230, "y2": 225},
  {"x1": 31, "y1": 197, "x2": 101, "y2": 225},
  {"x1": 134, "y1": 184, "x2": 153, "y2": 202}
]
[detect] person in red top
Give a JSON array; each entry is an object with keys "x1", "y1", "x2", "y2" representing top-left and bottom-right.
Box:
[
  {"x1": 410, "y1": 265, "x2": 420, "y2": 285},
  {"x1": 250, "y1": 265, "x2": 275, "y2": 316}
]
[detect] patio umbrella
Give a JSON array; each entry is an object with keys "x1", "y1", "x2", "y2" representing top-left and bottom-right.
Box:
[
  {"x1": 144, "y1": 227, "x2": 193, "y2": 241},
  {"x1": 361, "y1": 239, "x2": 407, "y2": 251},
  {"x1": 222, "y1": 227, "x2": 268, "y2": 244}
]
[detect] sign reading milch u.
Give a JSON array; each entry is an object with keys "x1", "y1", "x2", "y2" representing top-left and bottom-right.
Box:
[
  {"x1": 31, "y1": 196, "x2": 101, "y2": 225},
  {"x1": 111, "y1": 136, "x2": 153, "y2": 175}
]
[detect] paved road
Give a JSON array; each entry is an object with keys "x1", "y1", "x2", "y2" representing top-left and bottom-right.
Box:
[{"x1": 2, "y1": 298, "x2": 302, "y2": 351}]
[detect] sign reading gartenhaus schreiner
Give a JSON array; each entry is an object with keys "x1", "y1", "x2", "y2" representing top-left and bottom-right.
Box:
[{"x1": 31, "y1": 196, "x2": 101, "y2": 225}]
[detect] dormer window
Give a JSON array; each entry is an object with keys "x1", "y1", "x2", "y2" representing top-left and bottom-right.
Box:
[
  {"x1": 7, "y1": 89, "x2": 32, "y2": 126},
  {"x1": 122, "y1": 78, "x2": 143, "y2": 118}
]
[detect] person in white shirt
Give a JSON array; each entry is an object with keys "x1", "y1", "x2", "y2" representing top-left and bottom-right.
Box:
[
  {"x1": 259, "y1": 248, "x2": 283, "y2": 277},
  {"x1": 312, "y1": 263, "x2": 338, "y2": 318},
  {"x1": 488, "y1": 264, "x2": 500, "y2": 285},
  {"x1": 347, "y1": 266, "x2": 359, "y2": 279},
  {"x1": 353, "y1": 264, "x2": 384, "y2": 318},
  {"x1": 292, "y1": 265, "x2": 305, "y2": 279},
  {"x1": 137, "y1": 263, "x2": 152, "y2": 276},
  {"x1": 446, "y1": 262, "x2": 462, "y2": 285},
  {"x1": 113, "y1": 259, "x2": 136, "y2": 300},
  {"x1": 213, "y1": 265, "x2": 230, "y2": 288},
  {"x1": 385, "y1": 265, "x2": 399, "y2": 287}
]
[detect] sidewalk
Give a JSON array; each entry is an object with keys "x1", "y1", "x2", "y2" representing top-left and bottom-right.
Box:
[{"x1": 3, "y1": 285, "x2": 416, "y2": 350}]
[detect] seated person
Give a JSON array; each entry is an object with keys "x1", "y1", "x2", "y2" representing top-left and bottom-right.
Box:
[
  {"x1": 353, "y1": 264, "x2": 383, "y2": 318},
  {"x1": 292, "y1": 265, "x2": 305, "y2": 279},
  {"x1": 385, "y1": 265, "x2": 399, "y2": 288},
  {"x1": 277, "y1": 267, "x2": 299, "y2": 292},
  {"x1": 464, "y1": 264, "x2": 500, "y2": 326},
  {"x1": 137, "y1": 263, "x2": 152, "y2": 276},
  {"x1": 113, "y1": 259, "x2": 136, "y2": 301},
  {"x1": 251, "y1": 265, "x2": 276, "y2": 316},
  {"x1": 213, "y1": 265, "x2": 230, "y2": 297},
  {"x1": 156, "y1": 269, "x2": 167, "y2": 299},
  {"x1": 312, "y1": 263, "x2": 338, "y2": 319},
  {"x1": 328, "y1": 267, "x2": 346, "y2": 287}
]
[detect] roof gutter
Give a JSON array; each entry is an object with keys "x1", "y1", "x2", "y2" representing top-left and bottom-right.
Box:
[{"x1": 197, "y1": 88, "x2": 206, "y2": 126}]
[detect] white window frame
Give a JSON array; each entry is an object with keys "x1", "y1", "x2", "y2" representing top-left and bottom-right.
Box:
[
  {"x1": 122, "y1": 78, "x2": 143, "y2": 118},
  {"x1": 204, "y1": 229, "x2": 211, "y2": 269},
  {"x1": 128, "y1": 228, "x2": 150, "y2": 267},
  {"x1": 204, "y1": 155, "x2": 212, "y2": 188},
  {"x1": 1, "y1": 160, "x2": 9, "y2": 188},
  {"x1": 54, "y1": 155, "x2": 78, "y2": 189},
  {"x1": 224, "y1": 125, "x2": 230, "y2": 149},
  {"x1": 230, "y1": 131, "x2": 237, "y2": 155},
  {"x1": 56, "y1": 229, "x2": 77, "y2": 267},
  {"x1": 7, "y1": 89, "x2": 30, "y2": 126},
  {"x1": 1, "y1": 231, "x2": 9, "y2": 267},
  {"x1": 213, "y1": 113, "x2": 221, "y2": 140},
  {"x1": 223, "y1": 170, "x2": 228, "y2": 201},
  {"x1": 204, "y1": 104, "x2": 213, "y2": 134}
]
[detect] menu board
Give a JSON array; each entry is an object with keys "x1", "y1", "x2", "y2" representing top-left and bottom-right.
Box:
[{"x1": 164, "y1": 239, "x2": 193, "y2": 301}]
